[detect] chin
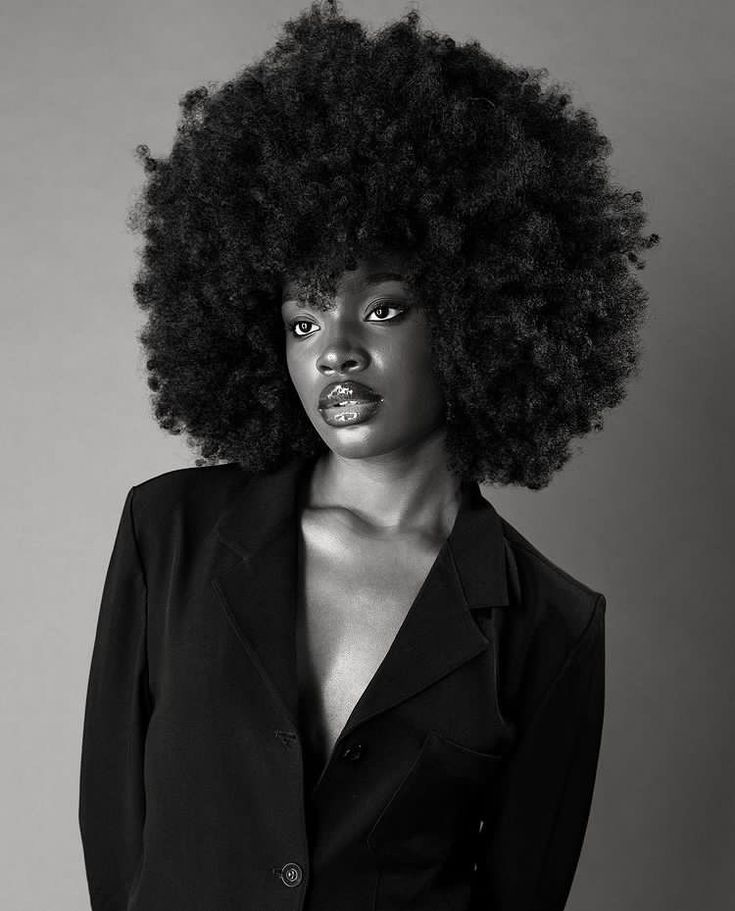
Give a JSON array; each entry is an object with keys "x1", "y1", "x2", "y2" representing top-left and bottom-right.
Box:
[
  {"x1": 312, "y1": 423, "x2": 400, "y2": 460},
  {"x1": 322, "y1": 434, "x2": 391, "y2": 460},
  {"x1": 305, "y1": 403, "x2": 445, "y2": 460}
]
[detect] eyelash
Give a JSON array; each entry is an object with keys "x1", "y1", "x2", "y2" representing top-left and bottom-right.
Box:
[{"x1": 286, "y1": 302, "x2": 409, "y2": 338}]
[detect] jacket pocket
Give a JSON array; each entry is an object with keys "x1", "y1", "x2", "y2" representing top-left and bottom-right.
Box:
[{"x1": 366, "y1": 729, "x2": 503, "y2": 868}]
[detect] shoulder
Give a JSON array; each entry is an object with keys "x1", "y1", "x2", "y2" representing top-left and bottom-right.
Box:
[
  {"x1": 491, "y1": 509, "x2": 606, "y2": 718},
  {"x1": 501, "y1": 515, "x2": 605, "y2": 638},
  {"x1": 127, "y1": 463, "x2": 253, "y2": 536}
]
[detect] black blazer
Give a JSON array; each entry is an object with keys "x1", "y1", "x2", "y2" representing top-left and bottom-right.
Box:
[{"x1": 79, "y1": 453, "x2": 605, "y2": 911}]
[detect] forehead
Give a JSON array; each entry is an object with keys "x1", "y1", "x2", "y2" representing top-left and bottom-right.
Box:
[{"x1": 281, "y1": 254, "x2": 409, "y2": 299}]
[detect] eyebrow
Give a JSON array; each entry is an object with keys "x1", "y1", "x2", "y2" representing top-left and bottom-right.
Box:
[{"x1": 362, "y1": 272, "x2": 406, "y2": 285}]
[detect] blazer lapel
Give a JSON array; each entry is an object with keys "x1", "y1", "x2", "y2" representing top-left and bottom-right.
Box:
[
  {"x1": 211, "y1": 454, "x2": 517, "y2": 769},
  {"x1": 336, "y1": 476, "x2": 514, "y2": 745},
  {"x1": 211, "y1": 455, "x2": 311, "y2": 730}
]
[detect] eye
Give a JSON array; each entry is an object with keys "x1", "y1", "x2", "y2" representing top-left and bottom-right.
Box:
[
  {"x1": 288, "y1": 318, "x2": 319, "y2": 338},
  {"x1": 365, "y1": 301, "x2": 409, "y2": 323}
]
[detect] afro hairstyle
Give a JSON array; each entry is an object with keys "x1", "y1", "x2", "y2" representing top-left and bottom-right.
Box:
[{"x1": 127, "y1": 0, "x2": 660, "y2": 489}]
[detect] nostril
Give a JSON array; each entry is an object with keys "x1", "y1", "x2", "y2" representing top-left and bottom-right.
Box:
[
  {"x1": 317, "y1": 349, "x2": 367, "y2": 374},
  {"x1": 320, "y1": 360, "x2": 357, "y2": 375}
]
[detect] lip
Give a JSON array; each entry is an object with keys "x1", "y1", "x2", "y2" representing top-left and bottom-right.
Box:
[
  {"x1": 319, "y1": 399, "x2": 382, "y2": 427},
  {"x1": 318, "y1": 380, "x2": 383, "y2": 410}
]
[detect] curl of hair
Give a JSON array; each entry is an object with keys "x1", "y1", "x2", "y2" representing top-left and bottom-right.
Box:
[{"x1": 127, "y1": 0, "x2": 660, "y2": 488}]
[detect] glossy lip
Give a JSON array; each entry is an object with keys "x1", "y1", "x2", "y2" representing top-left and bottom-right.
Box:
[
  {"x1": 318, "y1": 380, "x2": 383, "y2": 410},
  {"x1": 319, "y1": 399, "x2": 382, "y2": 427}
]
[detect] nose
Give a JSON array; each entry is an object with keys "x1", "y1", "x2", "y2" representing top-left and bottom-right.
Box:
[{"x1": 316, "y1": 337, "x2": 369, "y2": 376}]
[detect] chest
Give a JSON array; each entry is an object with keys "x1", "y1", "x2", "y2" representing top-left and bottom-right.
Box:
[{"x1": 294, "y1": 513, "x2": 443, "y2": 776}]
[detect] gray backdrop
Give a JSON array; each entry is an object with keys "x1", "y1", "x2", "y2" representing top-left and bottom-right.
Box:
[{"x1": 2, "y1": 1, "x2": 733, "y2": 909}]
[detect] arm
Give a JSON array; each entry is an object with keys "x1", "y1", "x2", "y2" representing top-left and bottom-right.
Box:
[
  {"x1": 78, "y1": 486, "x2": 151, "y2": 911},
  {"x1": 470, "y1": 595, "x2": 606, "y2": 911}
]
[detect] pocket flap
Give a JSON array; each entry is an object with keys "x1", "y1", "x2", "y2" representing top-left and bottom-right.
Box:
[{"x1": 367, "y1": 729, "x2": 503, "y2": 866}]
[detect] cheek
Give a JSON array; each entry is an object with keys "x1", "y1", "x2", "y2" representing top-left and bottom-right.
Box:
[
  {"x1": 405, "y1": 323, "x2": 439, "y2": 379},
  {"x1": 284, "y1": 344, "x2": 295, "y2": 377},
  {"x1": 383, "y1": 330, "x2": 444, "y2": 408},
  {"x1": 285, "y1": 346, "x2": 309, "y2": 397}
]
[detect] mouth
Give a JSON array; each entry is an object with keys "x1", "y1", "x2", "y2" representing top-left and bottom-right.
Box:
[{"x1": 318, "y1": 380, "x2": 383, "y2": 427}]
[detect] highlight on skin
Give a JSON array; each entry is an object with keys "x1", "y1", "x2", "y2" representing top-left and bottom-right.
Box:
[{"x1": 127, "y1": 0, "x2": 660, "y2": 489}]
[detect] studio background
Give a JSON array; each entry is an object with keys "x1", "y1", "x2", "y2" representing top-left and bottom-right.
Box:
[{"x1": 1, "y1": 1, "x2": 732, "y2": 909}]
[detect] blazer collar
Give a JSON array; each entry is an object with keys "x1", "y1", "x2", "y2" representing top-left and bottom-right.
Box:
[
  {"x1": 211, "y1": 453, "x2": 515, "y2": 794},
  {"x1": 215, "y1": 452, "x2": 511, "y2": 610}
]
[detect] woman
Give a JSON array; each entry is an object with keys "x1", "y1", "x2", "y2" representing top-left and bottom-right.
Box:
[{"x1": 78, "y1": 3, "x2": 659, "y2": 910}]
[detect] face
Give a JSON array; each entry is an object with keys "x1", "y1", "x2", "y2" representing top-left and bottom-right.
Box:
[{"x1": 281, "y1": 253, "x2": 447, "y2": 460}]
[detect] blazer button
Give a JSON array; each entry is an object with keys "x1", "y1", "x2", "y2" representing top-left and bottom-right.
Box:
[
  {"x1": 340, "y1": 742, "x2": 364, "y2": 761},
  {"x1": 279, "y1": 862, "x2": 303, "y2": 887}
]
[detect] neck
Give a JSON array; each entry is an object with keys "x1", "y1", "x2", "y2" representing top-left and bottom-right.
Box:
[{"x1": 307, "y1": 427, "x2": 463, "y2": 535}]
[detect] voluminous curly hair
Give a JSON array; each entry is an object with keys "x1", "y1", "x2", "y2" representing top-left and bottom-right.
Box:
[{"x1": 128, "y1": 0, "x2": 660, "y2": 489}]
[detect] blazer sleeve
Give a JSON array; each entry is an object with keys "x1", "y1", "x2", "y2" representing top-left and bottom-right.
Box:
[
  {"x1": 470, "y1": 594, "x2": 606, "y2": 911},
  {"x1": 78, "y1": 485, "x2": 151, "y2": 911}
]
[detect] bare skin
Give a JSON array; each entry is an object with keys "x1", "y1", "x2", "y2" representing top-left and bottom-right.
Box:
[{"x1": 281, "y1": 252, "x2": 463, "y2": 781}]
